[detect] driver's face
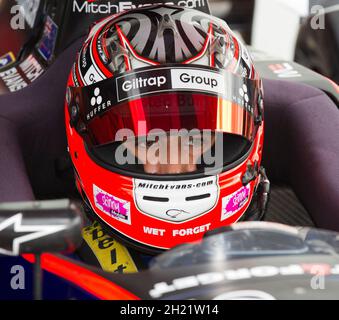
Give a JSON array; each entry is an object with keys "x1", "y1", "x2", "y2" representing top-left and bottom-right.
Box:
[{"x1": 123, "y1": 132, "x2": 216, "y2": 174}]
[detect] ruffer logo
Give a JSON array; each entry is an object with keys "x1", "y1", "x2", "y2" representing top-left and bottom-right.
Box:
[
  {"x1": 239, "y1": 84, "x2": 249, "y2": 103},
  {"x1": 90, "y1": 87, "x2": 103, "y2": 106},
  {"x1": 86, "y1": 87, "x2": 112, "y2": 120}
]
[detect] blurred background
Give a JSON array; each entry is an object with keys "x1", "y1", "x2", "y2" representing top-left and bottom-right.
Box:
[
  {"x1": 0, "y1": 0, "x2": 338, "y2": 84},
  {"x1": 209, "y1": 0, "x2": 339, "y2": 83}
]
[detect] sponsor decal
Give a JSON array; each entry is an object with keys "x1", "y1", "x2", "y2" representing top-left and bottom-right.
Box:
[
  {"x1": 172, "y1": 223, "x2": 211, "y2": 237},
  {"x1": 86, "y1": 86, "x2": 111, "y2": 120},
  {"x1": 93, "y1": 185, "x2": 131, "y2": 224},
  {"x1": 116, "y1": 67, "x2": 225, "y2": 102},
  {"x1": 71, "y1": 65, "x2": 257, "y2": 121},
  {"x1": 171, "y1": 68, "x2": 224, "y2": 93},
  {"x1": 91, "y1": 87, "x2": 103, "y2": 106},
  {"x1": 238, "y1": 84, "x2": 250, "y2": 104},
  {"x1": 233, "y1": 83, "x2": 254, "y2": 113},
  {"x1": 0, "y1": 213, "x2": 66, "y2": 256},
  {"x1": 84, "y1": 65, "x2": 105, "y2": 84},
  {"x1": 0, "y1": 52, "x2": 16, "y2": 68},
  {"x1": 19, "y1": 54, "x2": 44, "y2": 82},
  {"x1": 134, "y1": 176, "x2": 219, "y2": 223},
  {"x1": 0, "y1": 67, "x2": 26, "y2": 92},
  {"x1": 116, "y1": 68, "x2": 171, "y2": 101},
  {"x1": 0, "y1": 54, "x2": 43, "y2": 92},
  {"x1": 221, "y1": 184, "x2": 250, "y2": 221},
  {"x1": 143, "y1": 226, "x2": 166, "y2": 236},
  {"x1": 121, "y1": 75, "x2": 167, "y2": 92},
  {"x1": 149, "y1": 264, "x2": 339, "y2": 298},
  {"x1": 82, "y1": 221, "x2": 138, "y2": 272},
  {"x1": 97, "y1": 38, "x2": 108, "y2": 64},
  {"x1": 37, "y1": 16, "x2": 58, "y2": 61},
  {"x1": 72, "y1": 0, "x2": 209, "y2": 15},
  {"x1": 142, "y1": 223, "x2": 211, "y2": 237},
  {"x1": 78, "y1": 39, "x2": 105, "y2": 85},
  {"x1": 72, "y1": 64, "x2": 80, "y2": 87},
  {"x1": 268, "y1": 63, "x2": 302, "y2": 78},
  {"x1": 135, "y1": 178, "x2": 215, "y2": 190},
  {"x1": 239, "y1": 45, "x2": 254, "y2": 78}
]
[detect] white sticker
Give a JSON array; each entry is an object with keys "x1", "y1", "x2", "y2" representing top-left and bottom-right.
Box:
[
  {"x1": 84, "y1": 65, "x2": 104, "y2": 85},
  {"x1": 19, "y1": 54, "x2": 43, "y2": 82},
  {"x1": 134, "y1": 176, "x2": 219, "y2": 223},
  {"x1": 0, "y1": 67, "x2": 27, "y2": 92},
  {"x1": 171, "y1": 68, "x2": 225, "y2": 96}
]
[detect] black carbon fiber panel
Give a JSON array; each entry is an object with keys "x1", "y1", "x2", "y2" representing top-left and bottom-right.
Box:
[{"x1": 265, "y1": 185, "x2": 314, "y2": 227}]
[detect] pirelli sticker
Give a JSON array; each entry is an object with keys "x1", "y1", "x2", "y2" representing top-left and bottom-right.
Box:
[{"x1": 82, "y1": 221, "x2": 138, "y2": 273}]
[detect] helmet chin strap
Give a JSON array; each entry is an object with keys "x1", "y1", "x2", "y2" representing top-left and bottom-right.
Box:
[
  {"x1": 257, "y1": 167, "x2": 270, "y2": 219},
  {"x1": 240, "y1": 166, "x2": 270, "y2": 222}
]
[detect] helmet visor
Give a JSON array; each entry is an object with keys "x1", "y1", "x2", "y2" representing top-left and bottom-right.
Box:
[
  {"x1": 69, "y1": 65, "x2": 260, "y2": 146},
  {"x1": 68, "y1": 65, "x2": 261, "y2": 175}
]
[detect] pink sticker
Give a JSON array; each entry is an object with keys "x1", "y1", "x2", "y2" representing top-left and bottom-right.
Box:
[
  {"x1": 221, "y1": 185, "x2": 250, "y2": 221},
  {"x1": 93, "y1": 185, "x2": 131, "y2": 224}
]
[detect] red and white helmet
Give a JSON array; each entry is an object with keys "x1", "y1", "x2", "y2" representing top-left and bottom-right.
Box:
[{"x1": 65, "y1": 4, "x2": 268, "y2": 254}]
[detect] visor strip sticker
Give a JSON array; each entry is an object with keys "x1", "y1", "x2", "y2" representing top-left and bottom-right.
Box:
[{"x1": 70, "y1": 65, "x2": 258, "y2": 122}]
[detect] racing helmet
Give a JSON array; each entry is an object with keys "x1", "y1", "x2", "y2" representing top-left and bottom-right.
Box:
[{"x1": 65, "y1": 4, "x2": 269, "y2": 254}]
